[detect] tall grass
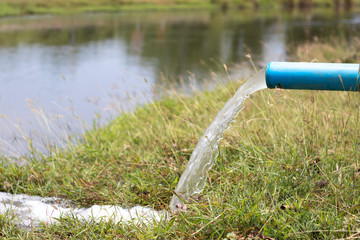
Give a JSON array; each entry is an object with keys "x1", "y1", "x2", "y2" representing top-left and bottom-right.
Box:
[
  {"x1": 1, "y1": 38, "x2": 360, "y2": 238},
  {"x1": 0, "y1": 98, "x2": 91, "y2": 162},
  {"x1": 293, "y1": 36, "x2": 360, "y2": 63},
  {"x1": 1, "y1": 62, "x2": 360, "y2": 238}
]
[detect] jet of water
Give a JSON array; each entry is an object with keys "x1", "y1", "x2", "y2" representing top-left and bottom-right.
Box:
[{"x1": 170, "y1": 69, "x2": 267, "y2": 211}]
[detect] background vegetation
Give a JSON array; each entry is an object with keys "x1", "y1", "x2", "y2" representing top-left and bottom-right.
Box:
[{"x1": 0, "y1": 0, "x2": 359, "y2": 17}]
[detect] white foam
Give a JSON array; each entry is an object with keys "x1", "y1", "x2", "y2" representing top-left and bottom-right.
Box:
[{"x1": 0, "y1": 192, "x2": 165, "y2": 228}]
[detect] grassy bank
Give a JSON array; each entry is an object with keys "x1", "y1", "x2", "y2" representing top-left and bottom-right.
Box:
[
  {"x1": 1, "y1": 44, "x2": 360, "y2": 238},
  {"x1": 0, "y1": 33, "x2": 360, "y2": 238},
  {"x1": 0, "y1": 0, "x2": 359, "y2": 17}
]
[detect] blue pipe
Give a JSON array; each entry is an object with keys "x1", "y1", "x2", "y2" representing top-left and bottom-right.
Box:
[{"x1": 266, "y1": 62, "x2": 360, "y2": 91}]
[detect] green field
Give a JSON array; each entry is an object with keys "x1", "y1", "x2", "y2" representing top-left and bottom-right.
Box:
[
  {"x1": 0, "y1": 0, "x2": 358, "y2": 17},
  {"x1": 0, "y1": 37, "x2": 360, "y2": 239}
]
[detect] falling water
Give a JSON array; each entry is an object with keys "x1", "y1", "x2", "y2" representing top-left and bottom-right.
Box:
[{"x1": 170, "y1": 69, "x2": 267, "y2": 210}]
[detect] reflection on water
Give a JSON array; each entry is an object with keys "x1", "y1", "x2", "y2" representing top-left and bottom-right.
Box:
[{"x1": 0, "y1": 9, "x2": 359, "y2": 155}]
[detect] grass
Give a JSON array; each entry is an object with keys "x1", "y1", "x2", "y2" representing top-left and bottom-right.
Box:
[
  {"x1": 0, "y1": 0, "x2": 359, "y2": 17},
  {"x1": 292, "y1": 36, "x2": 360, "y2": 63},
  {"x1": 1, "y1": 39, "x2": 360, "y2": 238},
  {"x1": 0, "y1": 0, "x2": 215, "y2": 17}
]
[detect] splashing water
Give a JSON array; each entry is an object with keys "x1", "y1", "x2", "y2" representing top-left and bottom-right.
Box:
[
  {"x1": 170, "y1": 69, "x2": 267, "y2": 210},
  {"x1": 0, "y1": 192, "x2": 166, "y2": 228}
]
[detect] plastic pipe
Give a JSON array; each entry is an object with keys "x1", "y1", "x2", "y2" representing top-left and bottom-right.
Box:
[{"x1": 266, "y1": 62, "x2": 360, "y2": 91}]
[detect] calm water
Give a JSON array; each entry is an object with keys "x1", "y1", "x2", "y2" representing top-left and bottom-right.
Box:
[{"x1": 0, "y1": 9, "x2": 359, "y2": 156}]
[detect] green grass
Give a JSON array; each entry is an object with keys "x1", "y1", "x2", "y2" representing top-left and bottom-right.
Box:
[
  {"x1": 1, "y1": 39, "x2": 360, "y2": 238},
  {"x1": 0, "y1": 0, "x2": 359, "y2": 17},
  {"x1": 0, "y1": 0, "x2": 215, "y2": 17}
]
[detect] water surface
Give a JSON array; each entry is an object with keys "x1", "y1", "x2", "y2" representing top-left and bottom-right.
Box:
[{"x1": 0, "y1": 9, "x2": 359, "y2": 156}]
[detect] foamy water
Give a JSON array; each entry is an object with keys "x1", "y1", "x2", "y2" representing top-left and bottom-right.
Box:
[
  {"x1": 170, "y1": 69, "x2": 267, "y2": 210},
  {"x1": 0, "y1": 192, "x2": 165, "y2": 228}
]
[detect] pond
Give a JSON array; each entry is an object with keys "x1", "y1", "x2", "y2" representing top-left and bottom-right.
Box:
[{"x1": 0, "y1": 8, "x2": 359, "y2": 156}]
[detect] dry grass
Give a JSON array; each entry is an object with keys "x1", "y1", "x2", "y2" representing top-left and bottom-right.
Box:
[{"x1": 293, "y1": 36, "x2": 360, "y2": 63}]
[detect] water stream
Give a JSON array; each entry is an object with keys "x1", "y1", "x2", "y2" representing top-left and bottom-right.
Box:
[{"x1": 170, "y1": 69, "x2": 267, "y2": 210}]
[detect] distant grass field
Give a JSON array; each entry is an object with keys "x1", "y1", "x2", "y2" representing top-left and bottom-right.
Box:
[
  {"x1": 0, "y1": 0, "x2": 358, "y2": 17},
  {"x1": 1, "y1": 38, "x2": 360, "y2": 238},
  {"x1": 0, "y1": 0, "x2": 214, "y2": 17}
]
